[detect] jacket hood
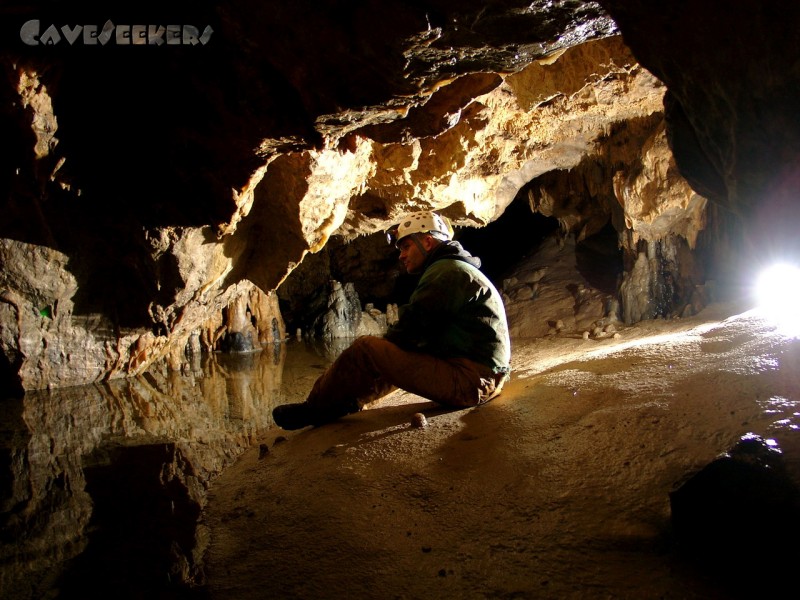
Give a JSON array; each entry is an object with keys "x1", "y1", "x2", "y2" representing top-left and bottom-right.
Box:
[{"x1": 425, "y1": 240, "x2": 482, "y2": 270}]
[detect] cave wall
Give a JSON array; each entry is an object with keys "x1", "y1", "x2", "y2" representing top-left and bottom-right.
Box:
[
  {"x1": 599, "y1": 0, "x2": 800, "y2": 256},
  {"x1": 3, "y1": 1, "x2": 794, "y2": 390},
  {"x1": 525, "y1": 116, "x2": 708, "y2": 323}
]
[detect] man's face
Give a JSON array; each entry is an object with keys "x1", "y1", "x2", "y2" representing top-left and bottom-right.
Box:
[{"x1": 397, "y1": 235, "x2": 430, "y2": 274}]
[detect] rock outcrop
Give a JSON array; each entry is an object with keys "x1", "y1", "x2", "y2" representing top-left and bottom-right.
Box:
[
  {"x1": 303, "y1": 279, "x2": 396, "y2": 342},
  {"x1": 599, "y1": 0, "x2": 800, "y2": 254}
]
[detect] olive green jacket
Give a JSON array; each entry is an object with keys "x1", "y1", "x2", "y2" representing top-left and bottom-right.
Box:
[{"x1": 384, "y1": 241, "x2": 511, "y2": 373}]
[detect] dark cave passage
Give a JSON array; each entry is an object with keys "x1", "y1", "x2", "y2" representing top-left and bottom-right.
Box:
[{"x1": 454, "y1": 196, "x2": 560, "y2": 283}]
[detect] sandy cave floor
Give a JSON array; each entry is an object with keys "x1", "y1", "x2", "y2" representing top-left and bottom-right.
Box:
[{"x1": 199, "y1": 302, "x2": 800, "y2": 599}]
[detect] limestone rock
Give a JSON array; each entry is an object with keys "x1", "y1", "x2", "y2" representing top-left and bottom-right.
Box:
[
  {"x1": 612, "y1": 122, "x2": 708, "y2": 249},
  {"x1": 338, "y1": 35, "x2": 665, "y2": 237},
  {"x1": 600, "y1": 0, "x2": 800, "y2": 281},
  {"x1": 3, "y1": 0, "x2": 797, "y2": 390},
  {"x1": 312, "y1": 281, "x2": 362, "y2": 339},
  {"x1": 618, "y1": 235, "x2": 701, "y2": 324},
  {"x1": 503, "y1": 234, "x2": 615, "y2": 339},
  {"x1": 199, "y1": 283, "x2": 286, "y2": 354},
  {"x1": 309, "y1": 280, "x2": 391, "y2": 340},
  {"x1": 2, "y1": 24, "x2": 667, "y2": 390}
]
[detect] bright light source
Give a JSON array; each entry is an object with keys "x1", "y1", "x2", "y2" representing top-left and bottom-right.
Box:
[{"x1": 755, "y1": 263, "x2": 800, "y2": 336}]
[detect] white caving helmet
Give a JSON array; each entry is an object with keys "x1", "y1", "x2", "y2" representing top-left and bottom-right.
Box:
[{"x1": 386, "y1": 210, "x2": 454, "y2": 247}]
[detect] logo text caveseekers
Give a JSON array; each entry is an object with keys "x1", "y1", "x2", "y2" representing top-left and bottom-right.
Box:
[{"x1": 20, "y1": 19, "x2": 213, "y2": 46}]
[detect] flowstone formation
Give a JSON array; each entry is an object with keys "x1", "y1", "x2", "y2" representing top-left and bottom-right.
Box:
[{"x1": 5, "y1": 0, "x2": 793, "y2": 390}]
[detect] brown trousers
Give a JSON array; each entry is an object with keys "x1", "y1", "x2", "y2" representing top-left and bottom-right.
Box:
[{"x1": 306, "y1": 336, "x2": 505, "y2": 410}]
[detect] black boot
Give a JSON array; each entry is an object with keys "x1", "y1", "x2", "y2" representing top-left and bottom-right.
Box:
[
  {"x1": 272, "y1": 402, "x2": 315, "y2": 430},
  {"x1": 272, "y1": 400, "x2": 360, "y2": 430}
]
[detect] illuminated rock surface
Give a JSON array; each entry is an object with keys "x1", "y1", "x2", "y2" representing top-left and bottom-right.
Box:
[
  {"x1": 1, "y1": 1, "x2": 799, "y2": 391},
  {"x1": 1, "y1": 1, "x2": 692, "y2": 390}
]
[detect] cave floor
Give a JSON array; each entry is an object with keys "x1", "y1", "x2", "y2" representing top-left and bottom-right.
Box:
[{"x1": 200, "y1": 302, "x2": 800, "y2": 599}]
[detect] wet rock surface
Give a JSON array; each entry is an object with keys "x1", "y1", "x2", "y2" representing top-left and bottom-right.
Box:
[
  {"x1": 202, "y1": 303, "x2": 800, "y2": 599},
  {"x1": 2, "y1": 2, "x2": 800, "y2": 593},
  {"x1": 0, "y1": 347, "x2": 297, "y2": 599}
]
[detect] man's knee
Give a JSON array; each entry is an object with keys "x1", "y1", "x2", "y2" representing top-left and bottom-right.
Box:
[
  {"x1": 345, "y1": 336, "x2": 409, "y2": 383},
  {"x1": 349, "y1": 335, "x2": 395, "y2": 357},
  {"x1": 335, "y1": 336, "x2": 395, "y2": 373}
]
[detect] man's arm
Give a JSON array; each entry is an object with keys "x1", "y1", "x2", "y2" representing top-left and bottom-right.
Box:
[{"x1": 384, "y1": 262, "x2": 467, "y2": 350}]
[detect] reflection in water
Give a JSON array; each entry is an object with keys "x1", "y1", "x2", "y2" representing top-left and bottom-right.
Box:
[{"x1": 0, "y1": 339, "x2": 342, "y2": 599}]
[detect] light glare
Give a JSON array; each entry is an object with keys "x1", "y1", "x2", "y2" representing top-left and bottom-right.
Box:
[{"x1": 755, "y1": 263, "x2": 800, "y2": 336}]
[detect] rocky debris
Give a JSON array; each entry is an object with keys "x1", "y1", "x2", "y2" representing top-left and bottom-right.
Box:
[
  {"x1": 502, "y1": 234, "x2": 619, "y2": 339},
  {"x1": 578, "y1": 320, "x2": 622, "y2": 341}
]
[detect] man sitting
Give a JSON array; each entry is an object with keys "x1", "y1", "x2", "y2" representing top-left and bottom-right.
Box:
[{"x1": 272, "y1": 210, "x2": 511, "y2": 430}]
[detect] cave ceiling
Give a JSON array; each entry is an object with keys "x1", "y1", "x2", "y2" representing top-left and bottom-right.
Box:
[{"x1": 2, "y1": 1, "x2": 620, "y2": 237}]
